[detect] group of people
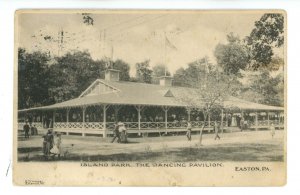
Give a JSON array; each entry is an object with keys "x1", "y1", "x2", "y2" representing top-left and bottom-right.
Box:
[
  {"x1": 23, "y1": 122, "x2": 38, "y2": 139},
  {"x1": 185, "y1": 121, "x2": 221, "y2": 141},
  {"x1": 42, "y1": 129, "x2": 62, "y2": 159},
  {"x1": 111, "y1": 122, "x2": 128, "y2": 143}
]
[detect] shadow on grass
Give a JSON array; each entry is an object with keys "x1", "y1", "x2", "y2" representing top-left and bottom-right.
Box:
[{"x1": 18, "y1": 142, "x2": 284, "y2": 162}]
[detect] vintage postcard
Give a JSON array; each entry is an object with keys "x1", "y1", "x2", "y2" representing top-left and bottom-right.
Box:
[{"x1": 13, "y1": 10, "x2": 286, "y2": 186}]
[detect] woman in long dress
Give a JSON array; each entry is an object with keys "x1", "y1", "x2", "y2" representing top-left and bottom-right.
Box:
[{"x1": 50, "y1": 133, "x2": 62, "y2": 159}]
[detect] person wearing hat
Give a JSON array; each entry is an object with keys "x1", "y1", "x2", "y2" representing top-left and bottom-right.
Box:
[{"x1": 111, "y1": 122, "x2": 121, "y2": 143}]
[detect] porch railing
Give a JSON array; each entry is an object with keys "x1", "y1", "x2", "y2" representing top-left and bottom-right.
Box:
[{"x1": 18, "y1": 120, "x2": 284, "y2": 132}]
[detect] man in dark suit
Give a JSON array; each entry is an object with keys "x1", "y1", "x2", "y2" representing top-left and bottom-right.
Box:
[{"x1": 23, "y1": 122, "x2": 30, "y2": 139}]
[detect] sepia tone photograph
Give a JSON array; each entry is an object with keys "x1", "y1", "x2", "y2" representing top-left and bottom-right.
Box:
[{"x1": 14, "y1": 10, "x2": 286, "y2": 186}]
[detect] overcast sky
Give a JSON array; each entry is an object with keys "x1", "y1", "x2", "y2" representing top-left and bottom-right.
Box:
[{"x1": 17, "y1": 10, "x2": 283, "y2": 76}]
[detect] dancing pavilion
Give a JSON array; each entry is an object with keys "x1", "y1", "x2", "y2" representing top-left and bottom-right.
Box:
[{"x1": 17, "y1": 69, "x2": 284, "y2": 137}]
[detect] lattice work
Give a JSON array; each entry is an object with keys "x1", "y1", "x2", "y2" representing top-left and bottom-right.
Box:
[
  {"x1": 67, "y1": 122, "x2": 84, "y2": 129},
  {"x1": 124, "y1": 122, "x2": 138, "y2": 129},
  {"x1": 84, "y1": 122, "x2": 104, "y2": 130}
]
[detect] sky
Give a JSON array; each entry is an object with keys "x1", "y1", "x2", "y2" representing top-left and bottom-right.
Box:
[{"x1": 17, "y1": 10, "x2": 283, "y2": 76}]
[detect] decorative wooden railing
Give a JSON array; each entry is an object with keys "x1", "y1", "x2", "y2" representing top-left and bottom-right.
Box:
[
  {"x1": 18, "y1": 122, "x2": 44, "y2": 130},
  {"x1": 18, "y1": 120, "x2": 283, "y2": 132}
]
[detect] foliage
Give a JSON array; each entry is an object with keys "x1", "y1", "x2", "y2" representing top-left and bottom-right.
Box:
[
  {"x1": 135, "y1": 60, "x2": 153, "y2": 84},
  {"x1": 246, "y1": 13, "x2": 284, "y2": 70},
  {"x1": 152, "y1": 64, "x2": 171, "y2": 77},
  {"x1": 173, "y1": 57, "x2": 213, "y2": 87},
  {"x1": 214, "y1": 33, "x2": 250, "y2": 75},
  {"x1": 238, "y1": 70, "x2": 284, "y2": 106},
  {"x1": 175, "y1": 66, "x2": 237, "y2": 145},
  {"x1": 112, "y1": 59, "x2": 131, "y2": 81},
  {"x1": 18, "y1": 48, "x2": 51, "y2": 109},
  {"x1": 18, "y1": 49, "x2": 131, "y2": 108}
]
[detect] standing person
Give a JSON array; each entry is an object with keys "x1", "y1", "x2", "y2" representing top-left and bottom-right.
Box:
[
  {"x1": 186, "y1": 121, "x2": 192, "y2": 141},
  {"x1": 214, "y1": 121, "x2": 221, "y2": 140},
  {"x1": 43, "y1": 129, "x2": 54, "y2": 157},
  {"x1": 50, "y1": 133, "x2": 62, "y2": 159},
  {"x1": 270, "y1": 124, "x2": 276, "y2": 138},
  {"x1": 23, "y1": 122, "x2": 30, "y2": 139},
  {"x1": 30, "y1": 125, "x2": 35, "y2": 135},
  {"x1": 111, "y1": 122, "x2": 121, "y2": 143}
]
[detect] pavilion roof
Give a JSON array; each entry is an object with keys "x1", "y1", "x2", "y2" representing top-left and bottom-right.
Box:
[{"x1": 18, "y1": 79, "x2": 284, "y2": 112}]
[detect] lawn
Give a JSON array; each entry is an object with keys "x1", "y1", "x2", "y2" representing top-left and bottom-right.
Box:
[{"x1": 17, "y1": 130, "x2": 284, "y2": 162}]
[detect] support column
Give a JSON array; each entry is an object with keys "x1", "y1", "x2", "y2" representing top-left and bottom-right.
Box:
[
  {"x1": 135, "y1": 105, "x2": 143, "y2": 136},
  {"x1": 162, "y1": 106, "x2": 169, "y2": 134},
  {"x1": 66, "y1": 108, "x2": 70, "y2": 123},
  {"x1": 82, "y1": 107, "x2": 86, "y2": 137},
  {"x1": 267, "y1": 111, "x2": 270, "y2": 129},
  {"x1": 221, "y1": 109, "x2": 224, "y2": 133},
  {"x1": 208, "y1": 113, "x2": 211, "y2": 132},
  {"x1": 66, "y1": 108, "x2": 70, "y2": 135},
  {"x1": 255, "y1": 111, "x2": 258, "y2": 131},
  {"x1": 186, "y1": 107, "x2": 191, "y2": 121},
  {"x1": 103, "y1": 105, "x2": 109, "y2": 138}
]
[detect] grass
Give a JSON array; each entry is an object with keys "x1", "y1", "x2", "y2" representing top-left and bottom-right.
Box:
[{"x1": 17, "y1": 131, "x2": 284, "y2": 162}]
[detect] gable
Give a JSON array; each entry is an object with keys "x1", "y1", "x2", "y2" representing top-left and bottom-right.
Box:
[
  {"x1": 79, "y1": 80, "x2": 119, "y2": 97},
  {"x1": 164, "y1": 89, "x2": 174, "y2": 97}
]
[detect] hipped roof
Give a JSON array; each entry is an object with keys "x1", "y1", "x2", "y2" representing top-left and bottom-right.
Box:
[{"x1": 18, "y1": 79, "x2": 284, "y2": 112}]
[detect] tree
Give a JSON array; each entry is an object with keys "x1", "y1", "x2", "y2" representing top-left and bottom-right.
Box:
[
  {"x1": 112, "y1": 59, "x2": 131, "y2": 81},
  {"x1": 18, "y1": 48, "x2": 51, "y2": 109},
  {"x1": 135, "y1": 60, "x2": 153, "y2": 83},
  {"x1": 175, "y1": 68, "x2": 236, "y2": 145},
  {"x1": 246, "y1": 13, "x2": 284, "y2": 70},
  {"x1": 48, "y1": 51, "x2": 106, "y2": 103},
  {"x1": 214, "y1": 33, "x2": 250, "y2": 75},
  {"x1": 238, "y1": 70, "x2": 284, "y2": 106},
  {"x1": 173, "y1": 57, "x2": 213, "y2": 87},
  {"x1": 152, "y1": 64, "x2": 171, "y2": 77}
]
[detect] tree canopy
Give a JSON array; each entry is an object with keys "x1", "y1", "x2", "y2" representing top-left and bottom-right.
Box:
[
  {"x1": 214, "y1": 33, "x2": 250, "y2": 75},
  {"x1": 246, "y1": 13, "x2": 284, "y2": 70}
]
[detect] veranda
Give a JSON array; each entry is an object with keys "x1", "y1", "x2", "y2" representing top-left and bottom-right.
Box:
[{"x1": 18, "y1": 103, "x2": 284, "y2": 137}]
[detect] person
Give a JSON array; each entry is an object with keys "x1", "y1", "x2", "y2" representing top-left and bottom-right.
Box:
[
  {"x1": 214, "y1": 121, "x2": 221, "y2": 140},
  {"x1": 186, "y1": 121, "x2": 192, "y2": 141},
  {"x1": 23, "y1": 122, "x2": 30, "y2": 139},
  {"x1": 270, "y1": 124, "x2": 276, "y2": 138},
  {"x1": 33, "y1": 125, "x2": 38, "y2": 135},
  {"x1": 240, "y1": 117, "x2": 244, "y2": 131},
  {"x1": 111, "y1": 122, "x2": 121, "y2": 143},
  {"x1": 118, "y1": 122, "x2": 128, "y2": 143},
  {"x1": 43, "y1": 129, "x2": 54, "y2": 157},
  {"x1": 30, "y1": 125, "x2": 35, "y2": 135},
  {"x1": 50, "y1": 133, "x2": 62, "y2": 159}
]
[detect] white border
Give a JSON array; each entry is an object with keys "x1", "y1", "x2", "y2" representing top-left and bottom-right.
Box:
[{"x1": 1, "y1": 0, "x2": 300, "y2": 194}]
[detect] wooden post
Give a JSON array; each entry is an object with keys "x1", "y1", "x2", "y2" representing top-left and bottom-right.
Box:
[
  {"x1": 134, "y1": 105, "x2": 143, "y2": 136},
  {"x1": 187, "y1": 107, "x2": 191, "y2": 121},
  {"x1": 255, "y1": 111, "x2": 258, "y2": 131},
  {"x1": 82, "y1": 107, "x2": 86, "y2": 137},
  {"x1": 66, "y1": 108, "x2": 70, "y2": 123},
  {"x1": 221, "y1": 109, "x2": 224, "y2": 133},
  {"x1": 103, "y1": 105, "x2": 107, "y2": 138},
  {"x1": 162, "y1": 106, "x2": 169, "y2": 134},
  {"x1": 208, "y1": 114, "x2": 211, "y2": 132},
  {"x1": 267, "y1": 111, "x2": 270, "y2": 129}
]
